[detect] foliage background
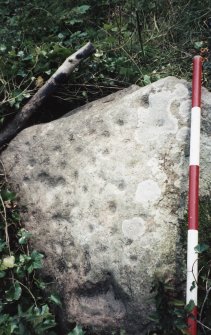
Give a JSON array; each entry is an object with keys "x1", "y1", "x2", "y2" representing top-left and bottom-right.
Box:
[{"x1": 0, "y1": 0, "x2": 211, "y2": 125}]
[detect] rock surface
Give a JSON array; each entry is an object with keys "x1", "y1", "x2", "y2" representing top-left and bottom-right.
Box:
[{"x1": 1, "y1": 77, "x2": 211, "y2": 334}]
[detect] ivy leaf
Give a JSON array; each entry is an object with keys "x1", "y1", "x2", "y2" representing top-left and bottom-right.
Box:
[
  {"x1": 17, "y1": 50, "x2": 24, "y2": 58},
  {"x1": 23, "y1": 305, "x2": 56, "y2": 331},
  {"x1": 194, "y1": 41, "x2": 203, "y2": 50},
  {"x1": 19, "y1": 253, "x2": 31, "y2": 264},
  {"x1": 175, "y1": 318, "x2": 188, "y2": 329},
  {"x1": 111, "y1": 26, "x2": 118, "y2": 32},
  {"x1": 185, "y1": 299, "x2": 195, "y2": 313},
  {"x1": 15, "y1": 265, "x2": 26, "y2": 279},
  {"x1": 6, "y1": 282, "x2": 22, "y2": 301},
  {"x1": 0, "y1": 255, "x2": 15, "y2": 270},
  {"x1": 35, "y1": 280, "x2": 46, "y2": 290},
  {"x1": 94, "y1": 50, "x2": 103, "y2": 58},
  {"x1": 148, "y1": 312, "x2": 159, "y2": 322},
  {"x1": 194, "y1": 243, "x2": 209, "y2": 253},
  {"x1": 23, "y1": 54, "x2": 33, "y2": 61},
  {"x1": 0, "y1": 271, "x2": 6, "y2": 278},
  {"x1": 76, "y1": 5, "x2": 90, "y2": 14},
  {"x1": 58, "y1": 33, "x2": 64, "y2": 39},
  {"x1": 0, "y1": 239, "x2": 7, "y2": 252},
  {"x1": 171, "y1": 299, "x2": 185, "y2": 307},
  {"x1": 1, "y1": 189, "x2": 16, "y2": 201},
  {"x1": 49, "y1": 293, "x2": 62, "y2": 306},
  {"x1": 27, "y1": 250, "x2": 44, "y2": 273},
  {"x1": 103, "y1": 23, "x2": 113, "y2": 31},
  {"x1": 17, "y1": 228, "x2": 31, "y2": 245},
  {"x1": 0, "y1": 44, "x2": 6, "y2": 52},
  {"x1": 17, "y1": 69, "x2": 27, "y2": 77},
  {"x1": 45, "y1": 70, "x2": 51, "y2": 75},
  {"x1": 143, "y1": 74, "x2": 151, "y2": 85},
  {"x1": 190, "y1": 281, "x2": 196, "y2": 291},
  {"x1": 11, "y1": 211, "x2": 20, "y2": 222},
  {"x1": 68, "y1": 325, "x2": 85, "y2": 335},
  {"x1": 69, "y1": 18, "x2": 82, "y2": 25}
]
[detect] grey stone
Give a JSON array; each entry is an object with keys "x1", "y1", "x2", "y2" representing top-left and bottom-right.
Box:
[{"x1": 1, "y1": 77, "x2": 211, "y2": 334}]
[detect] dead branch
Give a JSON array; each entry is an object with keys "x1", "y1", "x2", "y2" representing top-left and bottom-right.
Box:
[{"x1": 0, "y1": 42, "x2": 95, "y2": 148}]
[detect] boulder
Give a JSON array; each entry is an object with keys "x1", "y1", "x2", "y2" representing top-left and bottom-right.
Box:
[{"x1": 1, "y1": 77, "x2": 211, "y2": 334}]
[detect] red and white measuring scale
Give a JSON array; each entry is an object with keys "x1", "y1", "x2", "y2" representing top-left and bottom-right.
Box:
[{"x1": 187, "y1": 55, "x2": 202, "y2": 335}]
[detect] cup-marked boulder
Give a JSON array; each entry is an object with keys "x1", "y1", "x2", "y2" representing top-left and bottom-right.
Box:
[{"x1": 2, "y1": 77, "x2": 211, "y2": 334}]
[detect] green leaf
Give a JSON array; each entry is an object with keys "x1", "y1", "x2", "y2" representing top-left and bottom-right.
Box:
[
  {"x1": 15, "y1": 265, "x2": 26, "y2": 279},
  {"x1": 11, "y1": 211, "x2": 20, "y2": 222},
  {"x1": 171, "y1": 299, "x2": 185, "y2": 307},
  {"x1": 23, "y1": 54, "x2": 33, "y2": 61},
  {"x1": 82, "y1": 91, "x2": 87, "y2": 98},
  {"x1": 18, "y1": 237, "x2": 29, "y2": 245},
  {"x1": 190, "y1": 281, "x2": 196, "y2": 291},
  {"x1": 18, "y1": 304, "x2": 56, "y2": 332},
  {"x1": 194, "y1": 243, "x2": 209, "y2": 253},
  {"x1": 35, "y1": 280, "x2": 46, "y2": 290},
  {"x1": 94, "y1": 50, "x2": 103, "y2": 58},
  {"x1": 58, "y1": 33, "x2": 64, "y2": 39},
  {"x1": 68, "y1": 325, "x2": 85, "y2": 335},
  {"x1": 0, "y1": 255, "x2": 15, "y2": 270},
  {"x1": 143, "y1": 74, "x2": 151, "y2": 85},
  {"x1": 148, "y1": 312, "x2": 159, "y2": 322},
  {"x1": 6, "y1": 282, "x2": 22, "y2": 301},
  {"x1": 76, "y1": 5, "x2": 90, "y2": 14},
  {"x1": 22, "y1": 92, "x2": 31, "y2": 99},
  {"x1": 69, "y1": 18, "x2": 82, "y2": 25},
  {"x1": 174, "y1": 308, "x2": 185, "y2": 317},
  {"x1": 103, "y1": 23, "x2": 113, "y2": 31},
  {"x1": 18, "y1": 228, "x2": 31, "y2": 245},
  {"x1": 17, "y1": 69, "x2": 27, "y2": 77},
  {"x1": 0, "y1": 239, "x2": 7, "y2": 252},
  {"x1": 19, "y1": 253, "x2": 31, "y2": 264},
  {"x1": 45, "y1": 70, "x2": 52, "y2": 75},
  {"x1": 1, "y1": 189, "x2": 16, "y2": 201},
  {"x1": 174, "y1": 318, "x2": 188, "y2": 328},
  {"x1": 49, "y1": 293, "x2": 62, "y2": 306},
  {"x1": 185, "y1": 299, "x2": 195, "y2": 313},
  {"x1": 0, "y1": 271, "x2": 6, "y2": 278},
  {"x1": 17, "y1": 50, "x2": 24, "y2": 58},
  {"x1": 111, "y1": 27, "x2": 118, "y2": 32},
  {"x1": 194, "y1": 41, "x2": 203, "y2": 50},
  {"x1": 27, "y1": 250, "x2": 44, "y2": 273},
  {"x1": 119, "y1": 67, "x2": 134, "y2": 76},
  {"x1": 0, "y1": 44, "x2": 6, "y2": 52}
]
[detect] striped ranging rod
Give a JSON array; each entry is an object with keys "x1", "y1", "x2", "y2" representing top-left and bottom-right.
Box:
[{"x1": 186, "y1": 55, "x2": 202, "y2": 335}]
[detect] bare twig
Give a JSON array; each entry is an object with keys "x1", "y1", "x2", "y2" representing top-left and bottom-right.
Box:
[
  {"x1": 0, "y1": 159, "x2": 7, "y2": 183},
  {"x1": 199, "y1": 286, "x2": 211, "y2": 327},
  {"x1": 136, "y1": 10, "x2": 145, "y2": 57},
  {"x1": 197, "y1": 319, "x2": 211, "y2": 331},
  {"x1": 14, "y1": 279, "x2": 38, "y2": 307},
  {"x1": 0, "y1": 194, "x2": 10, "y2": 254}
]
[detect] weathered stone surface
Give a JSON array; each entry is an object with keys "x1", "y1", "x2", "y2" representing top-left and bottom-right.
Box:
[{"x1": 1, "y1": 77, "x2": 211, "y2": 334}]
